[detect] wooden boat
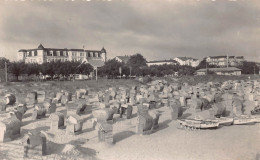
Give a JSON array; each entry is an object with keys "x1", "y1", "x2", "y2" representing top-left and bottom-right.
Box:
[
  {"x1": 178, "y1": 119, "x2": 201, "y2": 129},
  {"x1": 213, "y1": 117, "x2": 234, "y2": 126},
  {"x1": 200, "y1": 121, "x2": 219, "y2": 129},
  {"x1": 250, "y1": 115, "x2": 260, "y2": 123},
  {"x1": 177, "y1": 119, "x2": 219, "y2": 129},
  {"x1": 233, "y1": 115, "x2": 257, "y2": 125}
]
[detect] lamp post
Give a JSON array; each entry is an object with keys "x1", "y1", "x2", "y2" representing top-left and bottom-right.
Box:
[
  {"x1": 5, "y1": 62, "x2": 8, "y2": 82},
  {"x1": 130, "y1": 66, "x2": 132, "y2": 78},
  {"x1": 206, "y1": 61, "x2": 208, "y2": 75},
  {"x1": 95, "y1": 67, "x2": 98, "y2": 81}
]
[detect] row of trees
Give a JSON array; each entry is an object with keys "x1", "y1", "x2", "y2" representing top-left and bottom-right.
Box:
[
  {"x1": 0, "y1": 57, "x2": 93, "y2": 81},
  {"x1": 98, "y1": 54, "x2": 196, "y2": 77},
  {"x1": 1, "y1": 54, "x2": 259, "y2": 81}
]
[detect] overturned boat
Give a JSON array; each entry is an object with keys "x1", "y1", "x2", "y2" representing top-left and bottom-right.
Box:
[
  {"x1": 233, "y1": 115, "x2": 258, "y2": 125},
  {"x1": 212, "y1": 117, "x2": 234, "y2": 126},
  {"x1": 177, "y1": 119, "x2": 219, "y2": 130}
]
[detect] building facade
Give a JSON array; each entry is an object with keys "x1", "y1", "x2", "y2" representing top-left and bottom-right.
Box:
[
  {"x1": 18, "y1": 44, "x2": 107, "y2": 64},
  {"x1": 196, "y1": 67, "x2": 242, "y2": 76},
  {"x1": 173, "y1": 57, "x2": 200, "y2": 67},
  {"x1": 146, "y1": 59, "x2": 178, "y2": 67},
  {"x1": 114, "y1": 56, "x2": 130, "y2": 64},
  {"x1": 205, "y1": 56, "x2": 244, "y2": 67}
]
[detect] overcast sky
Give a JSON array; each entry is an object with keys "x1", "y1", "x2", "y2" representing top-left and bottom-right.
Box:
[{"x1": 0, "y1": 0, "x2": 260, "y2": 62}]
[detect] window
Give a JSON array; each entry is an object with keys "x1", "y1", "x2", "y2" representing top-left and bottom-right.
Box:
[
  {"x1": 80, "y1": 52, "x2": 83, "y2": 56},
  {"x1": 60, "y1": 51, "x2": 63, "y2": 56},
  {"x1": 34, "y1": 51, "x2": 38, "y2": 56},
  {"x1": 53, "y1": 51, "x2": 57, "y2": 56}
]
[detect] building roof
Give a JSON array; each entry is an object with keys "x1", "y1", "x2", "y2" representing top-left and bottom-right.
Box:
[
  {"x1": 88, "y1": 59, "x2": 105, "y2": 68},
  {"x1": 196, "y1": 67, "x2": 241, "y2": 72},
  {"x1": 147, "y1": 59, "x2": 178, "y2": 63},
  {"x1": 115, "y1": 56, "x2": 130, "y2": 63},
  {"x1": 38, "y1": 44, "x2": 45, "y2": 49},
  {"x1": 18, "y1": 44, "x2": 105, "y2": 53},
  {"x1": 176, "y1": 57, "x2": 198, "y2": 61},
  {"x1": 207, "y1": 56, "x2": 244, "y2": 59}
]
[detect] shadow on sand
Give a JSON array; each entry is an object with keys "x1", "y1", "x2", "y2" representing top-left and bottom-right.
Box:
[
  {"x1": 152, "y1": 119, "x2": 172, "y2": 133},
  {"x1": 113, "y1": 130, "x2": 135, "y2": 143}
]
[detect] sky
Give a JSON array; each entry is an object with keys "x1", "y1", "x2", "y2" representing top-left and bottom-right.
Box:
[{"x1": 0, "y1": 0, "x2": 260, "y2": 62}]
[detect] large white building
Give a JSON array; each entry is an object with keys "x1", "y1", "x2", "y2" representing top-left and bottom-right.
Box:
[
  {"x1": 146, "y1": 59, "x2": 178, "y2": 67},
  {"x1": 205, "y1": 56, "x2": 244, "y2": 67},
  {"x1": 174, "y1": 57, "x2": 200, "y2": 67},
  {"x1": 18, "y1": 44, "x2": 107, "y2": 64}
]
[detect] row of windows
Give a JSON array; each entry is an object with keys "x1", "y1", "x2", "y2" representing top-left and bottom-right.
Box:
[
  {"x1": 24, "y1": 51, "x2": 37, "y2": 57},
  {"x1": 23, "y1": 51, "x2": 104, "y2": 58},
  {"x1": 72, "y1": 52, "x2": 101, "y2": 57},
  {"x1": 46, "y1": 51, "x2": 68, "y2": 57},
  {"x1": 46, "y1": 58, "x2": 68, "y2": 62}
]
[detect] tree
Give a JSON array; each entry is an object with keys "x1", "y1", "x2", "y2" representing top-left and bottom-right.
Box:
[
  {"x1": 197, "y1": 58, "x2": 217, "y2": 69},
  {"x1": 9, "y1": 62, "x2": 27, "y2": 81},
  {"x1": 238, "y1": 61, "x2": 259, "y2": 74},
  {"x1": 177, "y1": 66, "x2": 196, "y2": 76},
  {"x1": 99, "y1": 59, "x2": 124, "y2": 78},
  {"x1": 26, "y1": 63, "x2": 40, "y2": 76},
  {"x1": 127, "y1": 53, "x2": 147, "y2": 75},
  {"x1": 40, "y1": 62, "x2": 55, "y2": 78},
  {"x1": 76, "y1": 63, "x2": 93, "y2": 75},
  {"x1": 0, "y1": 57, "x2": 10, "y2": 69}
]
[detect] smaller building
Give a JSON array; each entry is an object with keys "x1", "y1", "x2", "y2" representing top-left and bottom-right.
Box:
[
  {"x1": 196, "y1": 67, "x2": 242, "y2": 76},
  {"x1": 174, "y1": 57, "x2": 200, "y2": 67},
  {"x1": 114, "y1": 56, "x2": 130, "y2": 64},
  {"x1": 146, "y1": 59, "x2": 178, "y2": 67}
]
